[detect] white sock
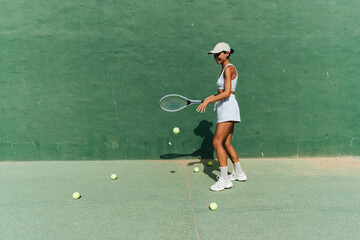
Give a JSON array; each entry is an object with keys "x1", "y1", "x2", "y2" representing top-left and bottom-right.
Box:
[
  {"x1": 219, "y1": 166, "x2": 228, "y2": 180},
  {"x1": 234, "y1": 161, "x2": 243, "y2": 173}
]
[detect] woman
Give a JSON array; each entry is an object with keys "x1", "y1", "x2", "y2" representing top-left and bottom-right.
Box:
[{"x1": 196, "y1": 42, "x2": 247, "y2": 191}]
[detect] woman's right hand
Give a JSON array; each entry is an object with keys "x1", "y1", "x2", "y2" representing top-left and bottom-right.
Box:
[
  {"x1": 196, "y1": 95, "x2": 216, "y2": 113},
  {"x1": 196, "y1": 101, "x2": 208, "y2": 113}
]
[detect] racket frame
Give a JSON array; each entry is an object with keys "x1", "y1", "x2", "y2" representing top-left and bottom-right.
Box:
[{"x1": 159, "y1": 94, "x2": 202, "y2": 112}]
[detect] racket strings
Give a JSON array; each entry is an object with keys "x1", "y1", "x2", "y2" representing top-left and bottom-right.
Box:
[{"x1": 160, "y1": 96, "x2": 188, "y2": 111}]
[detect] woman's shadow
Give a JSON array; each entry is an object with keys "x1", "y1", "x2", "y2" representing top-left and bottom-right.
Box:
[
  {"x1": 160, "y1": 120, "x2": 218, "y2": 181},
  {"x1": 188, "y1": 120, "x2": 218, "y2": 180}
]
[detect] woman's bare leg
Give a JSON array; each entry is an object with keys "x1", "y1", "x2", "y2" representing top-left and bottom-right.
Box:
[
  {"x1": 224, "y1": 124, "x2": 239, "y2": 164},
  {"x1": 213, "y1": 122, "x2": 234, "y2": 167}
]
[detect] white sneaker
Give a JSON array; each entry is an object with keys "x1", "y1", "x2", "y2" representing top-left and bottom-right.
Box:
[
  {"x1": 228, "y1": 171, "x2": 247, "y2": 181},
  {"x1": 209, "y1": 176, "x2": 233, "y2": 191}
]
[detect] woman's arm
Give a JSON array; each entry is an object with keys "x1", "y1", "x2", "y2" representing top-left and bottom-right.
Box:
[{"x1": 196, "y1": 67, "x2": 233, "y2": 113}]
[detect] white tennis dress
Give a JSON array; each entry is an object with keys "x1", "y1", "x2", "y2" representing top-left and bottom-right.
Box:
[{"x1": 215, "y1": 63, "x2": 241, "y2": 123}]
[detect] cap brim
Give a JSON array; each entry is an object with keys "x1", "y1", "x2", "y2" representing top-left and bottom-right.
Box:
[{"x1": 208, "y1": 50, "x2": 220, "y2": 55}]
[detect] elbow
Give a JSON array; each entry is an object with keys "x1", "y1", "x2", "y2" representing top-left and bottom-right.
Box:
[{"x1": 225, "y1": 92, "x2": 231, "y2": 98}]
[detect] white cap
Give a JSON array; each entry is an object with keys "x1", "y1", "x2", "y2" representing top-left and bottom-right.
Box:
[{"x1": 208, "y1": 42, "x2": 231, "y2": 54}]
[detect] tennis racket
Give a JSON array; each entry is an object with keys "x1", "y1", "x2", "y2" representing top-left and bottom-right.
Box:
[{"x1": 159, "y1": 94, "x2": 203, "y2": 112}]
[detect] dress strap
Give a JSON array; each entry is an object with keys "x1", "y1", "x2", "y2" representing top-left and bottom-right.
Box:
[{"x1": 221, "y1": 63, "x2": 233, "y2": 76}]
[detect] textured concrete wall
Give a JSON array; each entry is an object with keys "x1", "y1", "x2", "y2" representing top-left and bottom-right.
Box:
[{"x1": 0, "y1": 0, "x2": 359, "y2": 160}]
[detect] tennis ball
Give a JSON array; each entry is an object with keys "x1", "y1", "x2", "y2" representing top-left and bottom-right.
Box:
[
  {"x1": 208, "y1": 161, "x2": 213, "y2": 166},
  {"x1": 193, "y1": 167, "x2": 199, "y2": 173},
  {"x1": 73, "y1": 192, "x2": 80, "y2": 200},
  {"x1": 111, "y1": 174, "x2": 117, "y2": 180},
  {"x1": 209, "y1": 202, "x2": 217, "y2": 211},
  {"x1": 173, "y1": 127, "x2": 180, "y2": 134}
]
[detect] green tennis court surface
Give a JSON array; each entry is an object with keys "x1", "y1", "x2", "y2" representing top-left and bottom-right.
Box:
[{"x1": 1, "y1": 157, "x2": 360, "y2": 240}]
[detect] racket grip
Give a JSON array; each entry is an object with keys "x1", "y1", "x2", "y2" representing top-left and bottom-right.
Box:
[{"x1": 201, "y1": 100, "x2": 204, "y2": 103}]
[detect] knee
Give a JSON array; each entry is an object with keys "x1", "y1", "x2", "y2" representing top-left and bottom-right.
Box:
[
  {"x1": 212, "y1": 138, "x2": 223, "y2": 149},
  {"x1": 224, "y1": 141, "x2": 232, "y2": 149}
]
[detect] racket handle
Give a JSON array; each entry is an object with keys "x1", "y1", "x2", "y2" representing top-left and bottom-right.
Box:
[{"x1": 201, "y1": 100, "x2": 204, "y2": 103}]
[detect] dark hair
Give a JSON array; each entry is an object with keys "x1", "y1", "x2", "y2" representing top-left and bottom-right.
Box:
[{"x1": 223, "y1": 49, "x2": 234, "y2": 59}]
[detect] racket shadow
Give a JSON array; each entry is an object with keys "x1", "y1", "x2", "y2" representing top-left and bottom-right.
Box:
[{"x1": 160, "y1": 153, "x2": 191, "y2": 159}]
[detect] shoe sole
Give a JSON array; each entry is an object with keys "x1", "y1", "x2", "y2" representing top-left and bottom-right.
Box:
[
  {"x1": 210, "y1": 185, "x2": 233, "y2": 192},
  {"x1": 229, "y1": 178, "x2": 247, "y2": 182}
]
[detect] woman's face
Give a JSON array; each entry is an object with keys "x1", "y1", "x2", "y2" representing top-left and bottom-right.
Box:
[{"x1": 213, "y1": 51, "x2": 229, "y2": 64}]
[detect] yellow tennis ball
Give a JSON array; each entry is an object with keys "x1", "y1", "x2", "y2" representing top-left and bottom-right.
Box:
[
  {"x1": 193, "y1": 167, "x2": 199, "y2": 173},
  {"x1": 73, "y1": 192, "x2": 80, "y2": 200},
  {"x1": 209, "y1": 202, "x2": 217, "y2": 211},
  {"x1": 111, "y1": 174, "x2": 117, "y2": 180},
  {"x1": 173, "y1": 127, "x2": 180, "y2": 134},
  {"x1": 208, "y1": 161, "x2": 213, "y2": 166}
]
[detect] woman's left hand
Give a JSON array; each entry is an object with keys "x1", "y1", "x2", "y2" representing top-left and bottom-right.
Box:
[{"x1": 196, "y1": 101, "x2": 208, "y2": 113}]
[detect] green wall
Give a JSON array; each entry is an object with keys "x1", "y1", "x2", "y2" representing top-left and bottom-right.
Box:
[{"x1": 1, "y1": 0, "x2": 359, "y2": 160}]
